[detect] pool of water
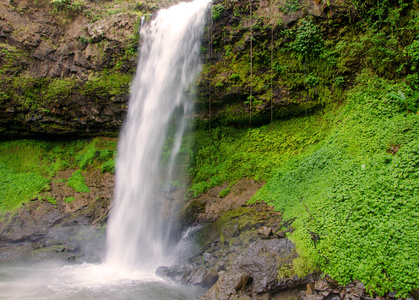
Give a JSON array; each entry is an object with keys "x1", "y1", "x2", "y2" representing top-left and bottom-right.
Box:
[{"x1": 0, "y1": 260, "x2": 207, "y2": 300}]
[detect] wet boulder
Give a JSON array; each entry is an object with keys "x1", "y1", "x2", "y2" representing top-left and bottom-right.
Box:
[{"x1": 202, "y1": 238, "x2": 315, "y2": 299}]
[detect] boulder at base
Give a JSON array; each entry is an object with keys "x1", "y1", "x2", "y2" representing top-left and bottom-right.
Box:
[{"x1": 202, "y1": 238, "x2": 315, "y2": 299}]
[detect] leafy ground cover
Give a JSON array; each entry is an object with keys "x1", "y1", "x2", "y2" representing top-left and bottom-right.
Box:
[
  {"x1": 0, "y1": 138, "x2": 116, "y2": 211},
  {"x1": 187, "y1": 104, "x2": 337, "y2": 196},
  {"x1": 252, "y1": 71, "x2": 419, "y2": 296}
]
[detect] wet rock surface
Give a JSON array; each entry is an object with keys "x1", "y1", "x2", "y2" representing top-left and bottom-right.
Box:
[
  {"x1": 158, "y1": 199, "x2": 312, "y2": 299},
  {"x1": 202, "y1": 238, "x2": 315, "y2": 300}
]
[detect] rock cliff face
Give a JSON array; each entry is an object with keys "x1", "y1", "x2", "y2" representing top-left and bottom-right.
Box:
[
  {"x1": 197, "y1": 0, "x2": 350, "y2": 126},
  {"x1": 0, "y1": 0, "x2": 352, "y2": 137},
  {"x1": 0, "y1": 0, "x2": 178, "y2": 137}
]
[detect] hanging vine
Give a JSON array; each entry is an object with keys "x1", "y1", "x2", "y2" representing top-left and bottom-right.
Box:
[
  {"x1": 208, "y1": 10, "x2": 213, "y2": 137},
  {"x1": 249, "y1": 0, "x2": 253, "y2": 125},
  {"x1": 271, "y1": 16, "x2": 274, "y2": 125}
]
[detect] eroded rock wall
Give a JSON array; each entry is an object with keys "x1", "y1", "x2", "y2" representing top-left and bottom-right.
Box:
[{"x1": 0, "y1": 0, "x2": 179, "y2": 137}]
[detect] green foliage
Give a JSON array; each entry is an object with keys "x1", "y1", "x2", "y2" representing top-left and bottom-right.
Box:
[
  {"x1": 212, "y1": 4, "x2": 225, "y2": 21},
  {"x1": 0, "y1": 169, "x2": 49, "y2": 211},
  {"x1": 253, "y1": 72, "x2": 419, "y2": 296},
  {"x1": 0, "y1": 45, "x2": 29, "y2": 76},
  {"x1": 83, "y1": 71, "x2": 132, "y2": 97},
  {"x1": 45, "y1": 195, "x2": 57, "y2": 205},
  {"x1": 407, "y1": 39, "x2": 419, "y2": 61},
  {"x1": 218, "y1": 188, "x2": 231, "y2": 198},
  {"x1": 66, "y1": 170, "x2": 90, "y2": 193},
  {"x1": 0, "y1": 138, "x2": 116, "y2": 211},
  {"x1": 101, "y1": 158, "x2": 116, "y2": 174},
  {"x1": 76, "y1": 139, "x2": 115, "y2": 170},
  {"x1": 279, "y1": 0, "x2": 301, "y2": 14},
  {"x1": 188, "y1": 105, "x2": 335, "y2": 196},
  {"x1": 290, "y1": 19, "x2": 324, "y2": 60},
  {"x1": 50, "y1": 0, "x2": 85, "y2": 15},
  {"x1": 64, "y1": 196, "x2": 75, "y2": 203},
  {"x1": 50, "y1": 0, "x2": 71, "y2": 6},
  {"x1": 351, "y1": 0, "x2": 410, "y2": 25},
  {"x1": 44, "y1": 77, "x2": 75, "y2": 102},
  {"x1": 334, "y1": 76, "x2": 345, "y2": 88}
]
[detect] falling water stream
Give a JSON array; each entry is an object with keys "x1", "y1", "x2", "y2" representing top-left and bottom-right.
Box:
[
  {"x1": 0, "y1": 0, "x2": 210, "y2": 298},
  {"x1": 106, "y1": 0, "x2": 210, "y2": 272}
]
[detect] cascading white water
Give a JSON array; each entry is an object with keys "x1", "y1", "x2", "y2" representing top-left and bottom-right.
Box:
[{"x1": 106, "y1": 0, "x2": 211, "y2": 273}]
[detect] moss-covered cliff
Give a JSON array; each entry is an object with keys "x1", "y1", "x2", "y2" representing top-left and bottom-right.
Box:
[{"x1": 187, "y1": 0, "x2": 419, "y2": 297}]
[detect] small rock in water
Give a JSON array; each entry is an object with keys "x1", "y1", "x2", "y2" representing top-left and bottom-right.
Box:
[{"x1": 155, "y1": 266, "x2": 170, "y2": 278}]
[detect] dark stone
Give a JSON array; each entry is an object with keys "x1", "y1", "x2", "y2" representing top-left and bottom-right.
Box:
[
  {"x1": 202, "y1": 268, "x2": 219, "y2": 287},
  {"x1": 276, "y1": 230, "x2": 286, "y2": 238},
  {"x1": 203, "y1": 238, "x2": 316, "y2": 299},
  {"x1": 186, "y1": 268, "x2": 206, "y2": 285},
  {"x1": 202, "y1": 270, "x2": 251, "y2": 299},
  {"x1": 156, "y1": 266, "x2": 170, "y2": 278},
  {"x1": 320, "y1": 290, "x2": 331, "y2": 298},
  {"x1": 314, "y1": 280, "x2": 329, "y2": 292}
]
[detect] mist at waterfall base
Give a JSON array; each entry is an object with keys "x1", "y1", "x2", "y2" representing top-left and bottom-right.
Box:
[{"x1": 0, "y1": 0, "x2": 210, "y2": 299}]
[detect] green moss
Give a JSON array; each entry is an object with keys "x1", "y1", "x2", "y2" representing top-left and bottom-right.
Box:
[
  {"x1": 0, "y1": 138, "x2": 117, "y2": 211},
  {"x1": 82, "y1": 71, "x2": 133, "y2": 97},
  {"x1": 44, "y1": 77, "x2": 76, "y2": 102},
  {"x1": 45, "y1": 195, "x2": 57, "y2": 205},
  {"x1": 218, "y1": 188, "x2": 230, "y2": 198},
  {"x1": 64, "y1": 196, "x2": 75, "y2": 203},
  {"x1": 101, "y1": 158, "x2": 116, "y2": 174},
  {"x1": 188, "y1": 103, "x2": 335, "y2": 196},
  {"x1": 0, "y1": 170, "x2": 49, "y2": 211},
  {"x1": 0, "y1": 44, "x2": 29, "y2": 76},
  {"x1": 66, "y1": 170, "x2": 90, "y2": 193},
  {"x1": 195, "y1": 206, "x2": 260, "y2": 248},
  {"x1": 211, "y1": 4, "x2": 225, "y2": 21},
  {"x1": 75, "y1": 138, "x2": 117, "y2": 171}
]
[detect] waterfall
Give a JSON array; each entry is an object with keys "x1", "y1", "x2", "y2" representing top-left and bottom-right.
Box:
[{"x1": 106, "y1": 0, "x2": 210, "y2": 273}]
